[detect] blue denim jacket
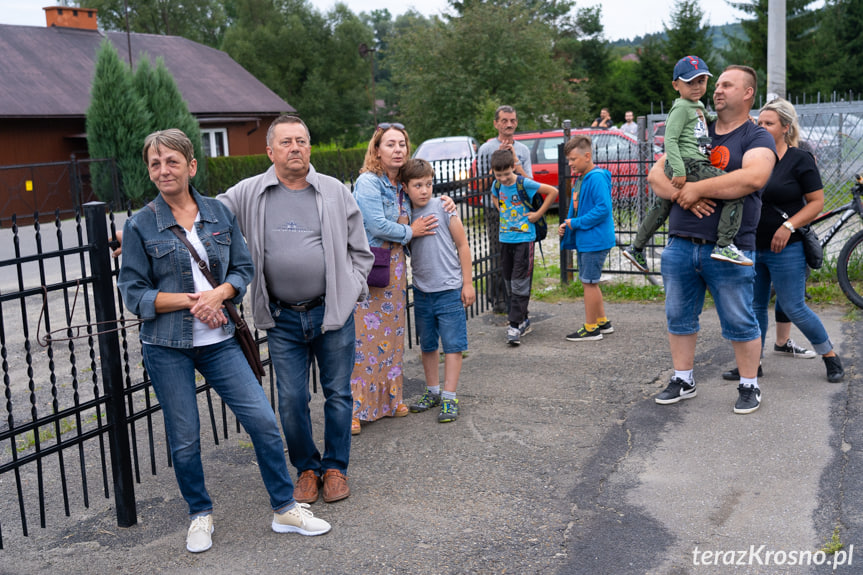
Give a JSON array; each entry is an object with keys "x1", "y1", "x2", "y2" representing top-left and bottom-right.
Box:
[
  {"x1": 353, "y1": 172, "x2": 413, "y2": 247},
  {"x1": 118, "y1": 189, "x2": 253, "y2": 348}
]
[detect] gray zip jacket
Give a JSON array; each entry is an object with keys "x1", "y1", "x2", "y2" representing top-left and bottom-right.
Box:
[{"x1": 217, "y1": 163, "x2": 373, "y2": 332}]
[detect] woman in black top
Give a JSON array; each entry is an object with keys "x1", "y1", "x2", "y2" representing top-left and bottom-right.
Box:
[{"x1": 751, "y1": 98, "x2": 844, "y2": 382}]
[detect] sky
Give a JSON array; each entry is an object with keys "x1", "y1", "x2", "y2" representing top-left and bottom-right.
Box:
[{"x1": 2, "y1": 0, "x2": 749, "y2": 42}]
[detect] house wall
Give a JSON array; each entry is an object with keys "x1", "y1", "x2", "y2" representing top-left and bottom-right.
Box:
[{"x1": 0, "y1": 118, "x2": 89, "y2": 166}]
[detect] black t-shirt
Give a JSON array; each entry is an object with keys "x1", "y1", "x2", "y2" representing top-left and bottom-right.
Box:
[
  {"x1": 755, "y1": 147, "x2": 822, "y2": 250},
  {"x1": 668, "y1": 120, "x2": 776, "y2": 250}
]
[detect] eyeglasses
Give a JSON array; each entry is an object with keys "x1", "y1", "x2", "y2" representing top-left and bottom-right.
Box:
[{"x1": 377, "y1": 122, "x2": 405, "y2": 131}]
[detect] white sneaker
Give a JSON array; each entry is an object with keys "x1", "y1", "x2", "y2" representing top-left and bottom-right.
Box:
[
  {"x1": 272, "y1": 503, "x2": 331, "y2": 536},
  {"x1": 186, "y1": 514, "x2": 214, "y2": 553}
]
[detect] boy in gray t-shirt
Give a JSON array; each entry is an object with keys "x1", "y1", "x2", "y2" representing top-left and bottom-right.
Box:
[{"x1": 399, "y1": 159, "x2": 476, "y2": 424}]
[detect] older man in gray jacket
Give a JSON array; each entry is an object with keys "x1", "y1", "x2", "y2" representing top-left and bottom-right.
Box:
[{"x1": 217, "y1": 115, "x2": 373, "y2": 505}]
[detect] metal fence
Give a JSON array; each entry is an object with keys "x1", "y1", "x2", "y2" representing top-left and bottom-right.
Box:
[{"x1": 3, "y1": 100, "x2": 863, "y2": 547}]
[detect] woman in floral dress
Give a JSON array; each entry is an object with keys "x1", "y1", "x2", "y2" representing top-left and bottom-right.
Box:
[{"x1": 350, "y1": 124, "x2": 442, "y2": 435}]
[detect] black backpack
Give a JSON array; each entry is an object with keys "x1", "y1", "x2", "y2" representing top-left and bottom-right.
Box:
[{"x1": 494, "y1": 176, "x2": 547, "y2": 242}]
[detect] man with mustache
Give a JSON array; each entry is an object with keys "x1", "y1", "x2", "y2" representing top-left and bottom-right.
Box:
[{"x1": 217, "y1": 115, "x2": 374, "y2": 505}]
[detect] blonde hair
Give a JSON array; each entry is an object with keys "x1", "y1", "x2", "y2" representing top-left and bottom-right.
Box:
[
  {"x1": 760, "y1": 98, "x2": 800, "y2": 147},
  {"x1": 361, "y1": 125, "x2": 411, "y2": 175}
]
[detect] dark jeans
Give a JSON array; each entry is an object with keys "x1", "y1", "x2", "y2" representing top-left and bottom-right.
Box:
[{"x1": 501, "y1": 241, "x2": 534, "y2": 325}]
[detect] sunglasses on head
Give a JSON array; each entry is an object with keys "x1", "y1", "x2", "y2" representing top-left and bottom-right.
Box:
[{"x1": 377, "y1": 122, "x2": 405, "y2": 131}]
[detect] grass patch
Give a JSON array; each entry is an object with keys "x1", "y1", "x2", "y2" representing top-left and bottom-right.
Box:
[{"x1": 821, "y1": 525, "x2": 844, "y2": 554}]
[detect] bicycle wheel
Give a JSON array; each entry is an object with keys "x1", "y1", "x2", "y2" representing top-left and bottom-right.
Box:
[{"x1": 837, "y1": 229, "x2": 863, "y2": 309}]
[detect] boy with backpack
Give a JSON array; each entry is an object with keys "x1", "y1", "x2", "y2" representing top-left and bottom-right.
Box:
[{"x1": 489, "y1": 149, "x2": 558, "y2": 346}]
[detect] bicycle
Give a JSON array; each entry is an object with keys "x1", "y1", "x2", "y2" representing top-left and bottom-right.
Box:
[{"x1": 810, "y1": 172, "x2": 863, "y2": 308}]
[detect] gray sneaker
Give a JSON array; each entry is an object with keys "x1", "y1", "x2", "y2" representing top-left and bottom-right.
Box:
[
  {"x1": 518, "y1": 317, "x2": 533, "y2": 336},
  {"x1": 409, "y1": 390, "x2": 441, "y2": 413},
  {"x1": 507, "y1": 326, "x2": 521, "y2": 346},
  {"x1": 710, "y1": 243, "x2": 753, "y2": 266},
  {"x1": 438, "y1": 398, "x2": 459, "y2": 423},
  {"x1": 623, "y1": 246, "x2": 649, "y2": 272}
]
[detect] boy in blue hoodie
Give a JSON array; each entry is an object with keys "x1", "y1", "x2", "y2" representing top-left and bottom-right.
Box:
[{"x1": 558, "y1": 135, "x2": 616, "y2": 341}]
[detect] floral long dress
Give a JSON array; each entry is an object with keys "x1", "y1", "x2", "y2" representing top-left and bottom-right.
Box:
[{"x1": 350, "y1": 243, "x2": 407, "y2": 421}]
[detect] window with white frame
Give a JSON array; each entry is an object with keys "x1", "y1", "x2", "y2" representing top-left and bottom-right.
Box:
[{"x1": 201, "y1": 129, "x2": 229, "y2": 157}]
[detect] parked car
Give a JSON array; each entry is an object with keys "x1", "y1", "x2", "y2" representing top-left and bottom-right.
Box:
[
  {"x1": 513, "y1": 129, "x2": 660, "y2": 200},
  {"x1": 412, "y1": 136, "x2": 479, "y2": 201}
]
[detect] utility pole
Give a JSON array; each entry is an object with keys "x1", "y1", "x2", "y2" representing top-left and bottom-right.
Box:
[
  {"x1": 766, "y1": 0, "x2": 786, "y2": 102},
  {"x1": 358, "y1": 43, "x2": 377, "y2": 127}
]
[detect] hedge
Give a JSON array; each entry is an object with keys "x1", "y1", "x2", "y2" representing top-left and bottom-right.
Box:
[{"x1": 205, "y1": 146, "x2": 367, "y2": 195}]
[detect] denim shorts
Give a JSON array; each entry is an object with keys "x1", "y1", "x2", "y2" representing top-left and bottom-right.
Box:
[
  {"x1": 660, "y1": 236, "x2": 760, "y2": 341},
  {"x1": 577, "y1": 249, "x2": 610, "y2": 284},
  {"x1": 413, "y1": 288, "x2": 469, "y2": 353}
]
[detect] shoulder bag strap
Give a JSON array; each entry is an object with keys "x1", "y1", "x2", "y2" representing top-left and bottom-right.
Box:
[{"x1": 147, "y1": 202, "x2": 246, "y2": 329}]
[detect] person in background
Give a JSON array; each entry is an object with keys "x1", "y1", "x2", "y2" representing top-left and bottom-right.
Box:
[
  {"x1": 619, "y1": 111, "x2": 639, "y2": 138},
  {"x1": 591, "y1": 108, "x2": 614, "y2": 129}
]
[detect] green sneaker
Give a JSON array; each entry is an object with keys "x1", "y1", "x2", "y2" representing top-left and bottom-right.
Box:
[
  {"x1": 438, "y1": 398, "x2": 459, "y2": 423},
  {"x1": 623, "y1": 246, "x2": 649, "y2": 272},
  {"x1": 710, "y1": 243, "x2": 753, "y2": 266},
  {"x1": 409, "y1": 390, "x2": 441, "y2": 413}
]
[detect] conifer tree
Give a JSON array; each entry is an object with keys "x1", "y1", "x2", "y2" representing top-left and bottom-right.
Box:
[
  {"x1": 133, "y1": 56, "x2": 207, "y2": 189},
  {"x1": 86, "y1": 39, "x2": 152, "y2": 202}
]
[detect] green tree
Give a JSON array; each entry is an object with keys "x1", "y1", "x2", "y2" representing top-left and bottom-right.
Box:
[
  {"x1": 634, "y1": 36, "x2": 676, "y2": 114},
  {"x1": 721, "y1": 0, "x2": 818, "y2": 98},
  {"x1": 222, "y1": 0, "x2": 374, "y2": 145},
  {"x1": 72, "y1": 0, "x2": 229, "y2": 48},
  {"x1": 556, "y1": 5, "x2": 614, "y2": 125},
  {"x1": 811, "y1": 0, "x2": 863, "y2": 94},
  {"x1": 133, "y1": 56, "x2": 208, "y2": 188},
  {"x1": 663, "y1": 0, "x2": 715, "y2": 71},
  {"x1": 387, "y1": 2, "x2": 589, "y2": 143},
  {"x1": 86, "y1": 39, "x2": 152, "y2": 202}
]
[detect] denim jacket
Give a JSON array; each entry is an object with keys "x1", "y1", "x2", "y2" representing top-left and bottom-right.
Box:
[
  {"x1": 353, "y1": 172, "x2": 413, "y2": 247},
  {"x1": 118, "y1": 189, "x2": 253, "y2": 348}
]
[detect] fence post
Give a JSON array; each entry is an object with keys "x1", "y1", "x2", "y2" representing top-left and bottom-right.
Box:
[
  {"x1": 84, "y1": 201, "x2": 137, "y2": 528},
  {"x1": 559, "y1": 120, "x2": 572, "y2": 285}
]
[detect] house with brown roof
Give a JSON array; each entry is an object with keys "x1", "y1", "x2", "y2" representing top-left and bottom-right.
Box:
[{"x1": 0, "y1": 7, "x2": 293, "y2": 218}]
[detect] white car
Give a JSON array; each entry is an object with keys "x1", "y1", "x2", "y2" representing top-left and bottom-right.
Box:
[{"x1": 412, "y1": 136, "x2": 479, "y2": 202}]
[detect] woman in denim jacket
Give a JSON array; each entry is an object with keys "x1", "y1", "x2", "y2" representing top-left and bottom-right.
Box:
[
  {"x1": 349, "y1": 124, "x2": 448, "y2": 435},
  {"x1": 118, "y1": 129, "x2": 330, "y2": 554}
]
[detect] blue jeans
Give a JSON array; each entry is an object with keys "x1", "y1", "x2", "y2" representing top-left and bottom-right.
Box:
[
  {"x1": 267, "y1": 303, "x2": 354, "y2": 475},
  {"x1": 413, "y1": 288, "x2": 469, "y2": 354},
  {"x1": 142, "y1": 339, "x2": 294, "y2": 517},
  {"x1": 754, "y1": 241, "x2": 833, "y2": 354},
  {"x1": 576, "y1": 249, "x2": 610, "y2": 284},
  {"x1": 661, "y1": 237, "x2": 761, "y2": 341}
]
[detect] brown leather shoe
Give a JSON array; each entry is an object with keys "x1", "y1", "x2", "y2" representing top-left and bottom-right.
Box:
[
  {"x1": 294, "y1": 469, "x2": 321, "y2": 504},
  {"x1": 321, "y1": 469, "x2": 350, "y2": 503}
]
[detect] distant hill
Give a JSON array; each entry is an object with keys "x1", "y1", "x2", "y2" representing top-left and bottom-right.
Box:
[{"x1": 610, "y1": 22, "x2": 744, "y2": 54}]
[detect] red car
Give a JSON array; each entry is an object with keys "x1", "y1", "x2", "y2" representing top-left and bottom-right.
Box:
[{"x1": 513, "y1": 128, "x2": 661, "y2": 198}]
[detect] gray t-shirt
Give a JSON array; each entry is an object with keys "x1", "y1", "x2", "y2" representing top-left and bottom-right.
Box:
[
  {"x1": 477, "y1": 137, "x2": 533, "y2": 178},
  {"x1": 264, "y1": 183, "x2": 326, "y2": 302},
  {"x1": 410, "y1": 198, "x2": 463, "y2": 293}
]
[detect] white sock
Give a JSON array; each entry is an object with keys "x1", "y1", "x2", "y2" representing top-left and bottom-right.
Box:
[
  {"x1": 674, "y1": 369, "x2": 694, "y2": 384},
  {"x1": 441, "y1": 390, "x2": 456, "y2": 401},
  {"x1": 740, "y1": 376, "x2": 759, "y2": 389},
  {"x1": 428, "y1": 385, "x2": 440, "y2": 395}
]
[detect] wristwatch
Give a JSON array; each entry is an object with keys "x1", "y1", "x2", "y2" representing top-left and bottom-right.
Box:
[{"x1": 782, "y1": 221, "x2": 795, "y2": 233}]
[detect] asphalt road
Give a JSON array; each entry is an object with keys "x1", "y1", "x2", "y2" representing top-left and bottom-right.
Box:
[{"x1": 0, "y1": 300, "x2": 859, "y2": 574}]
